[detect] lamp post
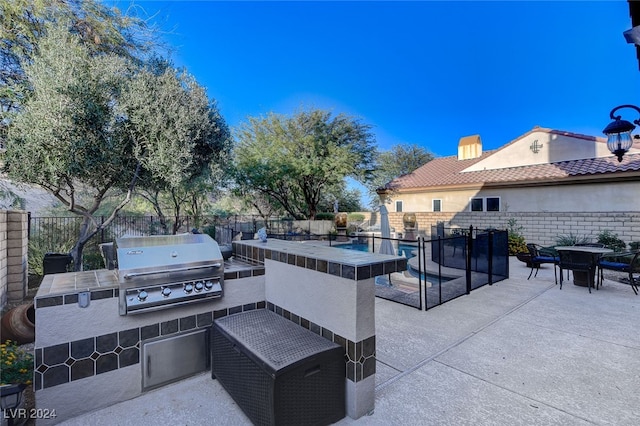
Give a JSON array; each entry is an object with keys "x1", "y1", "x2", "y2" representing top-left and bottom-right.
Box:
[{"x1": 602, "y1": 104, "x2": 640, "y2": 162}]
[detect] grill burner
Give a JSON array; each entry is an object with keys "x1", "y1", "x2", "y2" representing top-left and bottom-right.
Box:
[{"x1": 116, "y1": 234, "x2": 224, "y2": 315}]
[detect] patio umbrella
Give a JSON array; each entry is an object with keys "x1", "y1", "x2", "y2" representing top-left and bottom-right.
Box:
[{"x1": 379, "y1": 205, "x2": 395, "y2": 256}]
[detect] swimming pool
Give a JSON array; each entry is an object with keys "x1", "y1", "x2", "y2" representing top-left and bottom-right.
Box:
[
  {"x1": 333, "y1": 241, "x2": 451, "y2": 283},
  {"x1": 333, "y1": 242, "x2": 417, "y2": 258}
]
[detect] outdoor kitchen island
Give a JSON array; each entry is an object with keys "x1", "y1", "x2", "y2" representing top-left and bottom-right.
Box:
[
  {"x1": 32, "y1": 253, "x2": 265, "y2": 425},
  {"x1": 232, "y1": 239, "x2": 407, "y2": 420},
  {"x1": 32, "y1": 239, "x2": 406, "y2": 424}
]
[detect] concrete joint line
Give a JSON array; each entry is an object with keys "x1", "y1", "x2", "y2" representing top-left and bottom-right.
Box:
[
  {"x1": 431, "y1": 358, "x2": 594, "y2": 424},
  {"x1": 375, "y1": 282, "x2": 556, "y2": 392}
]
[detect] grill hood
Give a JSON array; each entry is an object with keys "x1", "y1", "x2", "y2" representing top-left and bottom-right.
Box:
[{"x1": 116, "y1": 233, "x2": 223, "y2": 287}]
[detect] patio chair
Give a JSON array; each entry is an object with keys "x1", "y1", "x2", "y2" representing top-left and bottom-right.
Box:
[
  {"x1": 526, "y1": 243, "x2": 559, "y2": 284},
  {"x1": 558, "y1": 250, "x2": 596, "y2": 293},
  {"x1": 597, "y1": 251, "x2": 640, "y2": 295}
]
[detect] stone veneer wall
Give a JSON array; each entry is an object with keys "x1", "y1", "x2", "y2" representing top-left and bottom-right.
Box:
[
  {"x1": 0, "y1": 209, "x2": 28, "y2": 308},
  {"x1": 359, "y1": 211, "x2": 640, "y2": 247}
]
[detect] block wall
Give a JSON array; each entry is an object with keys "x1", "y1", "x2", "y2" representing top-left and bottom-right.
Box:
[
  {"x1": 0, "y1": 210, "x2": 28, "y2": 309},
  {"x1": 0, "y1": 210, "x2": 6, "y2": 308},
  {"x1": 381, "y1": 211, "x2": 640, "y2": 247}
]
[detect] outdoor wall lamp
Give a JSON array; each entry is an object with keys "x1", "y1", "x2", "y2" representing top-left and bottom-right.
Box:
[
  {"x1": 602, "y1": 104, "x2": 640, "y2": 162},
  {"x1": 1, "y1": 383, "x2": 26, "y2": 424}
]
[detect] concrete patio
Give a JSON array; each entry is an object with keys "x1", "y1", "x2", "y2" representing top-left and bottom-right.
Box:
[{"x1": 58, "y1": 258, "x2": 640, "y2": 425}]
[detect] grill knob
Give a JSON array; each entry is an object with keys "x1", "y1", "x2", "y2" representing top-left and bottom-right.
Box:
[
  {"x1": 184, "y1": 283, "x2": 194, "y2": 293},
  {"x1": 161, "y1": 287, "x2": 172, "y2": 297},
  {"x1": 194, "y1": 281, "x2": 204, "y2": 292},
  {"x1": 204, "y1": 281, "x2": 213, "y2": 290},
  {"x1": 138, "y1": 290, "x2": 148, "y2": 301}
]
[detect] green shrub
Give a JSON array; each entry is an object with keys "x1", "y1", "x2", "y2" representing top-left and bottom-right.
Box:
[
  {"x1": 82, "y1": 251, "x2": 105, "y2": 271},
  {"x1": 28, "y1": 218, "x2": 119, "y2": 273},
  {"x1": 347, "y1": 213, "x2": 365, "y2": 222},
  {"x1": 315, "y1": 212, "x2": 335, "y2": 221},
  {"x1": 28, "y1": 238, "x2": 73, "y2": 276},
  {"x1": 555, "y1": 233, "x2": 590, "y2": 247},
  {"x1": 629, "y1": 241, "x2": 640, "y2": 251},
  {"x1": 597, "y1": 230, "x2": 626, "y2": 252},
  {"x1": 508, "y1": 234, "x2": 527, "y2": 255},
  {"x1": 202, "y1": 224, "x2": 217, "y2": 240},
  {"x1": 0, "y1": 340, "x2": 33, "y2": 385},
  {"x1": 506, "y1": 218, "x2": 527, "y2": 255}
]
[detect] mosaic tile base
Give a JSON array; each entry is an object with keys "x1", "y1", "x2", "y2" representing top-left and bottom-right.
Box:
[{"x1": 34, "y1": 301, "x2": 375, "y2": 391}]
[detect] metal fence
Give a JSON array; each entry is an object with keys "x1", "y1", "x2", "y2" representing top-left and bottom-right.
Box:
[
  {"x1": 28, "y1": 215, "x2": 509, "y2": 312},
  {"x1": 425, "y1": 226, "x2": 509, "y2": 310},
  {"x1": 29, "y1": 214, "x2": 339, "y2": 245},
  {"x1": 29, "y1": 215, "x2": 310, "y2": 247},
  {"x1": 28, "y1": 214, "x2": 337, "y2": 271},
  {"x1": 330, "y1": 226, "x2": 509, "y2": 311},
  {"x1": 330, "y1": 236, "x2": 427, "y2": 310}
]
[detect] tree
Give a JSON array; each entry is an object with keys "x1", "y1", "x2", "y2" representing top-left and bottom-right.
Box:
[
  {"x1": 318, "y1": 183, "x2": 364, "y2": 213},
  {"x1": 233, "y1": 109, "x2": 376, "y2": 219},
  {"x1": 0, "y1": 0, "x2": 157, "y2": 150},
  {"x1": 4, "y1": 26, "x2": 136, "y2": 270},
  {"x1": 367, "y1": 143, "x2": 434, "y2": 204},
  {"x1": 0, "y1": 0, "x2": 154, "y2": 110},
  {"x1": 3, "y1": 26, "x2": 228, "y2": 270},
  {"x1": 122, "y1": 60, "x2": 232, "y2": 233},
  {"x1": 0, "y1": 182, "x2": 26, "y2": 210},
  {"x1": 231, "y1": 186, "x2": 283, "y2": 221}
]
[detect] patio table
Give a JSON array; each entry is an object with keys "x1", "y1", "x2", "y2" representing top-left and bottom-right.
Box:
[{"x1": 555, "y1": 246, "x2": 613, "y2": 287}]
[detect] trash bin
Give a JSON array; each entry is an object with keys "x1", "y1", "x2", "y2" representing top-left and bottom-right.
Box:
[{"x1": 43, "y1": 253, "x2": 73, "y2": 275}]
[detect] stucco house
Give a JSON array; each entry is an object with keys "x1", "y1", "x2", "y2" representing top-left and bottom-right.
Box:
[{"x1": 380, "y1": 127, "x2": 640, "y2": 246}]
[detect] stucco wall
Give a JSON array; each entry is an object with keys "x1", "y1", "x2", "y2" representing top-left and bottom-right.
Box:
[
  {"x1": 388, "y1": 180, "x2": 640, "y2": 213},
  {"x1": 464, "y1": 130, "x2": 616, "y2": 171}
]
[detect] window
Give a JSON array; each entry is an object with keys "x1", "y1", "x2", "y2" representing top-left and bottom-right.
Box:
[
  {"x1": 432, "y1": 199, "x2": 442, "y2": 212},
  {"x1": 395, "y1": 200, "x2": 403, "y2": 212},
  {"x1": 470, "y1": 196, "x2": 501, "y2": 212},
  {"x1": 470, "y1": 198, "x2": 483, "y2": 212},
  {"x1": 486, "y1": 197, "x2": 500, "y2": 212}
]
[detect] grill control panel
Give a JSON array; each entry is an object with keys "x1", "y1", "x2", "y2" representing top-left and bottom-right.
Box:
[{"x1": 122, "y1": 278, "x2": 223, "y2": 315}]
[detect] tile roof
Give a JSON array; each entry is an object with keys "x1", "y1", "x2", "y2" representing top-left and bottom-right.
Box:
[{"x1": 387, "y1": 131, "x2": 640, "y2": 191}]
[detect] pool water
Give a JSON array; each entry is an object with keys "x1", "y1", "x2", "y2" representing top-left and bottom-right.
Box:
[
  {"x1": 333, "y1": 241, "x2": 451, "y2": 284},
  {"x1": 333, "y1": 242, "x2": 417, "y2": 258}
]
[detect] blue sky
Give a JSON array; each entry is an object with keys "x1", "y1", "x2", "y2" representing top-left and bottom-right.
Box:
[{"x1": 115, "y1": 0, "x2": 639, "y2": 157}]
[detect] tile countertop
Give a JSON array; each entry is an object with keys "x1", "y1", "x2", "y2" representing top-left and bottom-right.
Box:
[
  {"x1": 35, "y1": 258, "x2": 262, "y2": 299},
  {"x1": 235, "y1": 239, "x2": 405, "y2": 266},
  {"x1": 233, "y1": 239, "x2": 408, "y2": 282},
  {"x1": 36, "y1": 269, "x2": 118, "y2": 297}
]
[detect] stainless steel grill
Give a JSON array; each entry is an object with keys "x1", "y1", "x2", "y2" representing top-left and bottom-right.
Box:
[{"x1": 116, "y1": 233, "x2": 224, "y2": 315}]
